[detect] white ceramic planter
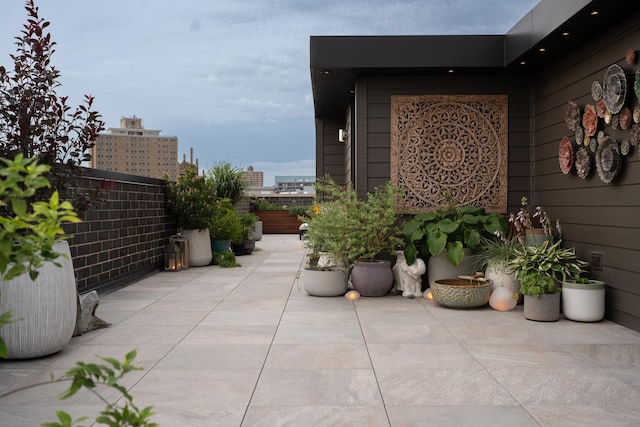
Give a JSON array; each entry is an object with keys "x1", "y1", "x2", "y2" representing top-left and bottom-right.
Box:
[
  {"x1": 0, "y1": 241, "x2": 77, "y2": 359},
  {"x1": 183, "y1": 229, "x2": 213, "y2": 266},
  {"x1": 299, "y1": 268, "x2": 348, "y2": 296},
  {"x1": 562, "y1": 280, "x2": 605, "y2": 322}
]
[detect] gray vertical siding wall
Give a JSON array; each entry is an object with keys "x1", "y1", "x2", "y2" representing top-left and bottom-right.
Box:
[{"x1": 531, "y1": 11, "x2": 640, "y2": 330}]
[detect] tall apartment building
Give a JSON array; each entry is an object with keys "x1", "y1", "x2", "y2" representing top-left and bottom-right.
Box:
[
  {"x1": 91, "y1": 116, "x2": 179, "y2": 180},
  {"x1": 243, "y1": 165, "x2": 264, "y2": 187}
]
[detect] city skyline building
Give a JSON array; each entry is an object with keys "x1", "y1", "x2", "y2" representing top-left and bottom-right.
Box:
[{"x1": 91, "y1": 115, "x2": 179, "y2": 180}]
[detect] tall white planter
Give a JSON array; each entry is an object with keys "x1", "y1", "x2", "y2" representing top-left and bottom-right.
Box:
[
  {"x1": 183, "y1": 229, "x2": 213, "y2": 266},
  {"x1": 0, "y1": 241, "x2": 77, "y2": 359}
]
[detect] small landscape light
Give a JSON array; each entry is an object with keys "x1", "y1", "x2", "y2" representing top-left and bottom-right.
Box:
[
  {"x1": 489, "y1": 287, "x2": 517, "y2": 311},
  {"x1": 423, "y1": 288, "x2": 434, "y2": 300},
  {"x1": 345, "y1": 290, "x2": 360, "y2": 300}
]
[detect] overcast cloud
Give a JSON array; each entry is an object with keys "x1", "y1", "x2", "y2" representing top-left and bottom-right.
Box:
[{"x1": 0, "y1": 0, "x2": 539, "y2": 185}]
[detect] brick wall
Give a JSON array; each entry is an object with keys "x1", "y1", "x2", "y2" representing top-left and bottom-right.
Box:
[{"x1": 63, "y1": 169, "x2": 176, "y2": 294}]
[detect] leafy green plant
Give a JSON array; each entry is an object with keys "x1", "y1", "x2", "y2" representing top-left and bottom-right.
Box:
[
  {"x1": 165, "y1": 164, "x2": 216, "y2": 230},
  {"x1": 207, "y1": 161, "x2": 247, "y2": 205},
  {"x1": 0, "y1": 349, "x2": 157, "y2": 427},
  {"x1": 240, "y1": 212, "x2": 258, "y2": 241},
  {"x1": 0, "y1": 0, "x2": 107, "y2": 218},
  {"x1": 249, "y1": 198, "x2": 279, "y2": 211},
  {"x1": 208, "y1": 198, "x2": 243, "y2": 241},
  {"x1": 471, "y1": 235, "x2": 522, "y2": 271},
  {"x1": 506, "y1": 240, "x2": 588, "y2": 297},
  {"x1": 403, "y1": 195, "x2": 507, "y2": 266},
  {"x1": 303, "y1": 177, "x2": 402, "y2": 265},
  {"x1": 213, "y1": 250, "x2": 240, "y2": 268},
  {"x1": 287, "y1": 205, "x2": 312, "y2": 216}
]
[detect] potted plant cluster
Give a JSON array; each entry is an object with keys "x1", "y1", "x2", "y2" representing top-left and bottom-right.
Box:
[
  {"x1": 300, "y1": 177, "x2": 403, "y2": 297},
  {"x1": 403, "y1": 195, "x2": 508, "y2": 285},
  {"x1": 240, "y1": 212, "x2": 259, "y2": 255},
  {"x1": 165, "y1": 164, "x2": 216, "y2": 266},
  {"x1": 207, "y1": 161, "x2": 248, "y2": 205},
  {"x1": 507, "y1": 239, "x2": 588, "y2": 321}
]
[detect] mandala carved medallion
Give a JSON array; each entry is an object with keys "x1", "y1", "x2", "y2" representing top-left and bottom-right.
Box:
[{"x1": 390, "y1": 95, "x2": 508, "y2": 213}]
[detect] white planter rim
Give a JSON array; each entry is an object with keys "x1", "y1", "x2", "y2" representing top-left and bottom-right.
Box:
[{"x1": 562, "y1": 280, "x2": 605, "y2": 290}]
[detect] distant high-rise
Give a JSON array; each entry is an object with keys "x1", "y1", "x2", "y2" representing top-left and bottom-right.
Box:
[
  {"x1": 91, "y1": 116, "x2": 179, "y2": 180},
  {"x1": 243, "y1": 165, "x2": 263, "y2": 187}
]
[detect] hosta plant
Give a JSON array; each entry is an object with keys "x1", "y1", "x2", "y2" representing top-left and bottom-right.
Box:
[{"x1": 507, "y1": 240, "x2": 588, "y2": 297}]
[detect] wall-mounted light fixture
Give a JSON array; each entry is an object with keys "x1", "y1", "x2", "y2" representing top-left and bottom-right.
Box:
[{"x1": 338, "y1": 128, "x2": 346, "y2": 143}]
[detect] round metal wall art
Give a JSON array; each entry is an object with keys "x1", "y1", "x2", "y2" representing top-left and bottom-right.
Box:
[
  {"x1": 559, "y1": 136, "x2": 574, "y2": 174},
  {"x1": 603, "y1": 64, "x2": 627, "y2": 114},
  {"x1": 635, "y1": 70, "x2": 640, "y2": 101},
  {"x1": 621, "y1": 140, "x2": 631, "y2": 156},
  {"x1": 592, "y1": 80, "x2": 603, "y2": 100},
  {"x1": 582, "y1": 104, "x2": 598, "y2": 136},
  {"x1": 595, "y1": 136, "x2": 621, "y2": 184},
  {"x1": 633, "y1": 106, "x2": 640, "y2": 124},
  {"x1": 565, "y1": 101, "x2": 580, "y2": 130},
  {"x1": 619, "y1": 107, "x2": 632, "y2": 130},
  {"x1": 574, "y1": 126, "x2": 583, "y2": 145},
  {"x1": 604, "y1": 110, "x2": 612, "y2": 125},
  {"x1": 575, "y1": 146, "x2": 591, "y2": 179},
  {"x1": 590, "y1": 137, "x2": 598, "y2": 152},
  {"x1": 626, "y1": 48, "x2": 636, "y2": 65}
]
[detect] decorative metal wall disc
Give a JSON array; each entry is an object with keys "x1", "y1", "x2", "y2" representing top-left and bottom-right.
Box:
[
  {"x1": 559, "y1": 136, "x2": 574, "y2": 174},
  {"x1": 582, "y1": 104, "x2": 598, "y2": 136},
  {"x1": 565, "y1": 101, "x2": 580, "y2": 130},
  {"x1": 591, "y1": 81, "x2": 603, "y2": 100},
  {"x1": 603, "y1": 64, "x2": 627, "y2": 114},
  {"x1": 575, "y1": 147, "x2": 590, "y2": 179},
  {"x1": 595, "y1": 136, "x2": 621, "y2": 183}
]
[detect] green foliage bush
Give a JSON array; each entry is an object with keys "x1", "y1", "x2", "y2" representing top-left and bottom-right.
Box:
[{"x1": 165, "y1": 164, "x2": 216, "y2": 230}]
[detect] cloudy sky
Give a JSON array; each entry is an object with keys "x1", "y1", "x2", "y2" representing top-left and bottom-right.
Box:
[{"x1": 1, "y1": 0, "x2": 539, "y2": 185}]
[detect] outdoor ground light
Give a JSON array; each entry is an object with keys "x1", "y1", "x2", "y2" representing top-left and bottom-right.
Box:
[
  {"x1": 423, "y1": 288, "x2": 434, "y2": 300},
  {"x1": 345, "y1": 290, "x2": 360, "y2": 300},
  {"x1": 489, "y1": 286, "x2": 517, "y2": 311},
  {"x1": 164, "y1": 242, "x2": 184, "y2": 272}
]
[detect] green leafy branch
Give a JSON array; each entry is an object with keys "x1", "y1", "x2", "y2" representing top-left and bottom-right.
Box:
[{"x1": 0, "y1": 349, "x2": 157, "y2": 427}]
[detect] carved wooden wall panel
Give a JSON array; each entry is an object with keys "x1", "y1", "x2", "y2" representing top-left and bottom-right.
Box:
[{"x1": 390, "y1": 95, "x2": 508, "y2": 213}]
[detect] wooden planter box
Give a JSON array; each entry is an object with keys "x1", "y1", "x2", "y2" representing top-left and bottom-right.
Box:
[{"x1": 252, "y1": 210, "x2": 302, "y2": 234}]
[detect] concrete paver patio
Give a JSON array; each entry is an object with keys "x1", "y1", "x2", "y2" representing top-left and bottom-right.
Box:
[{"x1": 1, "y1": 234, "x2": 640, "y2": 426}]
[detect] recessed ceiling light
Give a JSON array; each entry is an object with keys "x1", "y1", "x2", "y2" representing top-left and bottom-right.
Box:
[
  {"x1": 590, "y1": 10, "x2": 599, "y2": 16},
  {"x1": 561, "y1": 31, "x2": 570, "y2": 36},
  {"x1": 321, "y1": 70, "x2": 332, "y2": 75},
  {"x1": 448, "y1": 69, "x2": 455, "y2": 74},
  {"x1": 520, "y1": 60, "x2": 527, "y2": 65},
  {"x1": 539, "y1": 47, "x2": 546, "y2": 52}
]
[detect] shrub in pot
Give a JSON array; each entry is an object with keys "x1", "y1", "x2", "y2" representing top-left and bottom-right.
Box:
[
  {"x1": 165, "y1": 164, "x2": 216, "y2": 266},
  {"x1": 209, "y1": 198, "x2": 243, "y2": 254},
  {"x1": 240, "y1": 213, "x2": 259, "y2": 255},
  {"x1": 507, "y1": 240, "x2": 588, "y2": 321}
]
